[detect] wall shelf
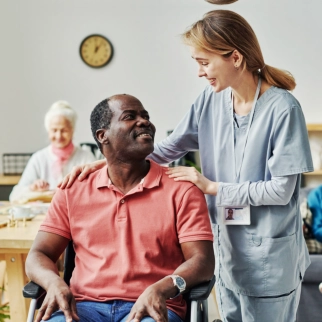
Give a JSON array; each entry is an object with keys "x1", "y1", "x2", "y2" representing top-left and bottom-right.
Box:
[
  {"x1": 0, "y1": 174, "x2": 20, "y2": 185},
  {"x1": 304, "y1": 170, "x2": 322, "y2": 176},
  {"x1": 307, "y1": 124, "x2": 322, "y2": 132}
]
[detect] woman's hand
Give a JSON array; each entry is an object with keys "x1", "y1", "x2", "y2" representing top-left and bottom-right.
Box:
[
  {"x1": 166, "y1": 166, "x2": 219, "y2": 195},
  {"x1": 30, "y1": 179, "x2": 50, "y2": 192},
  {"x1": 58, "y1": 159, "x2": 106, "y2": 189}
]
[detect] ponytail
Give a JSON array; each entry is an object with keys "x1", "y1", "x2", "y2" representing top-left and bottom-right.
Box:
[{"x1": 261, "y1": 65, "x2": 296, "y2": 91}]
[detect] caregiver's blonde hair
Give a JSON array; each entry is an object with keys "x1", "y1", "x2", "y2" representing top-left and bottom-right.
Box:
[{"x1": 182, "y1": 10, "x2": 296, "y2": 91}]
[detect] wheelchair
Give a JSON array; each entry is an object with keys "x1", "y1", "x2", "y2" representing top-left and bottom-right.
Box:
[
  {"x1": 23, "y1": 241, "x2": 217, "y2": 322},
  {"x1": 80, "y1": 142, "x2": 102, "y2": 159}
]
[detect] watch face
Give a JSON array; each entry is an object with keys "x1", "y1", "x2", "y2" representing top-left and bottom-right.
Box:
[
  {"x1": 80, "y1": 34, "x2": 113, "y2": 68},
  {"x1": 173, "y1": 276, "x2": 186, "y2": 292},
  {"x1": 176, "y1": 277, "x2": 185, "y2": 289}
]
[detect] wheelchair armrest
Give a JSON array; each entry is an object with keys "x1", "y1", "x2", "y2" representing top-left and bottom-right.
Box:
[
  {"x1": 23, "y1": 281, "x2": 45, "y2": 299},
  {"x1": 188, "y1": 275, "x2": 216, "y2": 301}
]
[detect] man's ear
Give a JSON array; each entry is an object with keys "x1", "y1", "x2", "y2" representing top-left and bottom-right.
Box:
[{"x1": 96, "y1": 129, "x2": 109, "y2": 145}]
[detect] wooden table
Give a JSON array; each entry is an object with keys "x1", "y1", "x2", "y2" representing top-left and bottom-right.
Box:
[
  {"x1": 0, "y1": 175, "x2": 21, "y2": 200},
  {"x1": 0, "y1": 206, "x2": 44, "y2": 322},
  {"x1": 0, "y1": 175, "x2": 21, "y2": 185}
]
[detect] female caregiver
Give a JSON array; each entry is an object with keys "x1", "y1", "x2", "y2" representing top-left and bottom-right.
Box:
[
  {"x1": 60, "y1": 10, "x2": 313, "y2": 322},
  {"x1": 9, "y1": 100, "x2": 95, "y2": 202}
]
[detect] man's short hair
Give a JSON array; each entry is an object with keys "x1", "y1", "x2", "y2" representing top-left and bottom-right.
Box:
[{"x1": 90, "y1": 98, "x2": 113, "y2": 151}]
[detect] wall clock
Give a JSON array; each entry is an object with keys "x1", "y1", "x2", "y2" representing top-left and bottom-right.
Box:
[
  {"x1": 79, "y1": 34, "x2": 113, "y2": 68},
  {"x1": 205, "y1": 0, "x2": 238, "y2": 3}
]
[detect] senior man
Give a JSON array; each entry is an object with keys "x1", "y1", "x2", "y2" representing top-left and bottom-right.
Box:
[{"x1": 25, "y1": 94, "x2": 214, "y2": 322}]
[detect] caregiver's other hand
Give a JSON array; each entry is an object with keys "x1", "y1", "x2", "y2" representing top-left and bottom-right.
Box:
[
  {"x1": 58, "y1": 159, "x2": 106, "y2": 189},
  {"x1": 166, "y1": 166, "x2": 219, "y2": 195}
]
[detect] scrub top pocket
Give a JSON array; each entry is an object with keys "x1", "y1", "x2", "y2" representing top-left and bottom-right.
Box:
[{"x1": 245, "y1": 232, "x2": 300, "y2": 296}]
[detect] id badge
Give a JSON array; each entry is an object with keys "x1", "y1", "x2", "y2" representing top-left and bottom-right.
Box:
[{"x1": 222, "y1": 206, "x2": 251, "y2": 225}]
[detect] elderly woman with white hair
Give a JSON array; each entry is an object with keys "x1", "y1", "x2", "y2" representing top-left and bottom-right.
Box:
[{"x1": 9, "y1": 101, "x2": 95, "y2": 202}]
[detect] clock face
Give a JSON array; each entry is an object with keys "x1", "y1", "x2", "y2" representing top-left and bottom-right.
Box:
[{"x1": 80, "y1": 34, "x2": 113, "y2": 68}]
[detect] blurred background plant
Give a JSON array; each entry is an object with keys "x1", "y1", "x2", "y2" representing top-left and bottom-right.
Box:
[
  {"x1": 167, "y1": 131, "x2": 201, "y2": 172},
  {"x1": 0, "y1": 287, "x2": 9, "y2": 322},
  {"x1": 184, "y1": 159, "x2": 201, "y2": 172},
  {"x1": 0, "y1": 305, "x2": 9, "y2": 321}
]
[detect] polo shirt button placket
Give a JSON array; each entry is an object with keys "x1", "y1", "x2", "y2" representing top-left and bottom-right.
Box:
[{"x1": 118, "y1": 199, "x2": 127, "y2": 222}]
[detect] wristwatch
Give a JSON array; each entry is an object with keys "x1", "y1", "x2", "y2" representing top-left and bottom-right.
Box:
[{"x1": 169, "y1": 275, "x2": 186, "y2": 298}]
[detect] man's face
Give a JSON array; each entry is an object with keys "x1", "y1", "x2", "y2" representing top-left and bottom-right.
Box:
[{"x1": 103, "y1": 95, "x2": 156, "y2": 161}]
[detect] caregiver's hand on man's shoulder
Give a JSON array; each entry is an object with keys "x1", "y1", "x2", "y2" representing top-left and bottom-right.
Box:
[
  {"x1": 165, "y1": 166, "x2": 219, "y2": 195},
  {"x1": 58, "y1": 159, "x2": 106, "y2": 189}
]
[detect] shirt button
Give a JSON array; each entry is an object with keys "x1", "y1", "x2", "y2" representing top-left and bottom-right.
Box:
[{"x1": 120, "y1": 199, "x2": 125, "y2": 204}]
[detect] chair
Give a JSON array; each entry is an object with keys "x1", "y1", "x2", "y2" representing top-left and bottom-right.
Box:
[
  {"x1": 80, "y1": 142, "x2": 101, "y2": 159},
  {"x1": 23, "y1": 241, "x2": 216, "y2": 322},
  {"x1": 296, "y1": 254, "x2": 322, "y2": 321},
  {"x1": 296, "y1": 188, "x2": 322, "y2": 321},
  {"x1": 2, "y1": 153, "x2": 33, "y2": 175}
]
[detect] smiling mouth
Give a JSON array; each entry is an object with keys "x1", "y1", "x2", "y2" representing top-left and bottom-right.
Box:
[{"x1": 137, "y1": 133, "x2": 153, "y2": 138}]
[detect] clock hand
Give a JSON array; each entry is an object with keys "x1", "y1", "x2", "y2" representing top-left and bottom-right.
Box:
[
  {"x1": 93, "y1": 37, "x2": 99, "y2": 53},
  {"x1": 94, "y1": 41, "x2": 104, "y2": 53}
]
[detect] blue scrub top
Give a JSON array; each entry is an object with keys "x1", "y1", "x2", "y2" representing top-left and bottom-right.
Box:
[{"x1": 150, "y1": 85, "x2": 313, "y2": 296}]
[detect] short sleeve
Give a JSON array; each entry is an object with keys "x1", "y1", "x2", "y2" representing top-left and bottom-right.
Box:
[
  {"x1": 268, "y1": 105, "x2": 313, "y2": 177},
  {"x1": 40, "y1": 188, "x2": 71, "y2": 239},
  {"x1": 176, "y1": 185, "x2": 213, "y2": 244}
]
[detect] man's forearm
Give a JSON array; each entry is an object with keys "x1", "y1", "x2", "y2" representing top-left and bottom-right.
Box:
[
  {"x1": 153, "y1": 241, "x2": 214, "y2": 298},
  {"x1": 25, "y1": 231, "x2": 70, "y2": 289},
  {"x1": 151, "y1": 255, "x2": 213, "y2": 299},
  {"x1": 172, "y1": 254, "x2": 214, "y2": 290},
  {"x1": 25, "y1": 251, "x2": 63, "y2": 290}
]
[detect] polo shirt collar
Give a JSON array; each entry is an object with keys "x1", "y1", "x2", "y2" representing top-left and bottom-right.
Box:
[
  {"x1": 95, "y1": 159, "x2": 162, "y2": 190},
  {"x1": 142, "y1": 159, "x2": 162, "y2": 189}
]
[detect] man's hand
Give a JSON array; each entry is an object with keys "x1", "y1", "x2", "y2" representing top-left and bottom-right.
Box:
[
  {"x1": 30, "y1": 179, "x2": 50, "y2": 192},
  {"x1": 126, "y1": 284, "x2": 169, "y2": 322},
  {"x1": 58, "y1": 159, "x2": 106, "y2": 189},
  {"x1": 25, "y1": 232, "x2": 72, "y2": 321},
  {"x1": 35, "y1": 281, "x2": 79, "y2": 322}
]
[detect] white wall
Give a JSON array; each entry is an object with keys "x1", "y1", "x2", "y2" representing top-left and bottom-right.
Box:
[{"x1": 0, "y1": 0, "x2": 321, "y2": 171}]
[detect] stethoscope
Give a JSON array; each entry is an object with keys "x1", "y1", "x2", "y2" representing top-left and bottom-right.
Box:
[{"x1": 231, "y1": 77, "x2": 262, "y2": 182}]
